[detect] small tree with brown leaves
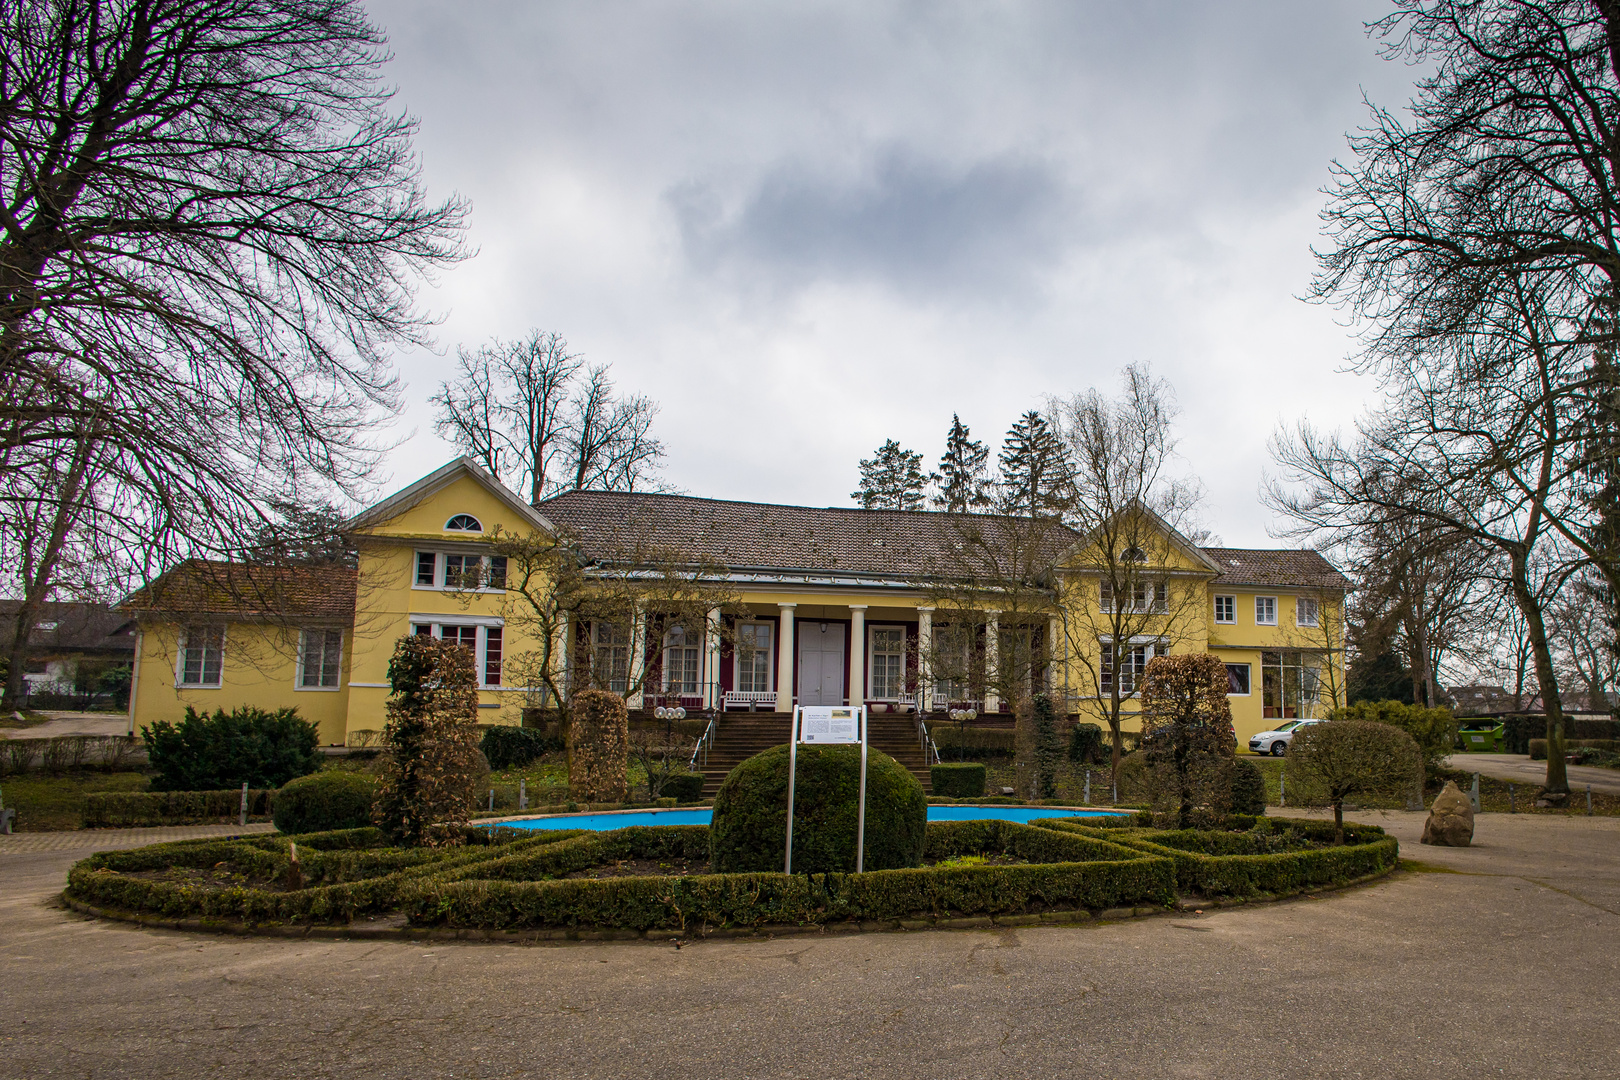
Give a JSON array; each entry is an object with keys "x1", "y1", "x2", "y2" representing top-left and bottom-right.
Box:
[
  {"x1": 1138, "y1": 653, "x2": 1236, "y2": 829},
  {"x1": 372, "y1": 636, "x2": 482, "y2": 846},
  {"x1": 570, "y1": 689, "x2": 629, "y2": 803},
  {"x1": 1286, "y1": 720, "x2": 1423, "y2": 844}
]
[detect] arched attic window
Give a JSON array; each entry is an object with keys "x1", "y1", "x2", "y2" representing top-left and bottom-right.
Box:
[
  {"x1": 1122, "y1": 546, "x2": 1147, "y2": 562},
  {"x1": 444, "y1": 514, "x2": 483, "y2": 532}
]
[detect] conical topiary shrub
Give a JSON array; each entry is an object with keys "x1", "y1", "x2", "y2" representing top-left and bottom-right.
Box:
[{"x1": 709, "y1": 743, "x2": 927, "y2": 874}]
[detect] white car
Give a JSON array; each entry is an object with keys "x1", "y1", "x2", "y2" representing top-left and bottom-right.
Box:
[{"x1": 1248, "y1": 719, "x2": 1322, "y2": 756}]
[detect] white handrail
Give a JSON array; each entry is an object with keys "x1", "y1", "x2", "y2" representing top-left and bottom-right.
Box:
[{"x1": 689, "y1": 713, "x2": 718, "y2": 771}]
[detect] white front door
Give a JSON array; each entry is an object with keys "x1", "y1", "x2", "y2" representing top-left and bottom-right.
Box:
[{"x1": 797, "y1": 622, "x2": 845, "y2": 706}]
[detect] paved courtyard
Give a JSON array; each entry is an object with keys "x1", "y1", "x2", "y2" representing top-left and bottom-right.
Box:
[{"x1": 2, "y1": 811, "x2": 1617, "y2": 1079}]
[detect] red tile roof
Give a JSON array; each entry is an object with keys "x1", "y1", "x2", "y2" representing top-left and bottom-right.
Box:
[
  {"x1": 1201, "y1": 548, "x2": 1350, "y2": 590},
  {"x1": 120, "y1": 560, "x2": 357, "y2": 621}
]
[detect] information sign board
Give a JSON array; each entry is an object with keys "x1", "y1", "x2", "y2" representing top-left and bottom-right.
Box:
[{"x1": 797, "y1": 706, "x2": 860, "y2": 744}]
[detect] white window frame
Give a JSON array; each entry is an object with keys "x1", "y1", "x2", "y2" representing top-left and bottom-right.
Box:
[
  {"x1": 867, "y1": 624, "x2": 907, "y2": 700},
  {"x1": 1255, "y1": 596, "x2": 1278, "y2": 626},
  {"x1": 404, "y1": 617, "x2": 506, "y2": 688},
  {"x1": 661, "y1": 625, "x2": 702, "y2": 695},
  {"x1": 444, "y1": 514, "x2": 483, "y2": 532},
  {"x1": 1225, "y1": 662, "x2": 1252, "y2": 696},
  {"x1": 1295, "y1": 596, "x2": 1320, "y2": 628},
  {"x1": 176, "y1": 625, "x2": 226, "y2": 688},
  {"x1": 1098, "y1": 636, "x2": 1165, "y2": 697},
  {"x1": 591, "y1": 619, "x2": 631, "y2": 696},
  {"x1": 296, "y1": 628, "x2": 344, "y2": 691},
  {"x1": 1213, "y1": 595, "x2": 1236, "y2": 624},
  {"x1": 1100, "y1": 578, "x2": 1168, "y2": 613},
  {"x1": 411, "y1": 550, "x2": 507, "y2": 593},
  {"x1": 734, "y1": 621, "x2": 774, "y2": 694}
]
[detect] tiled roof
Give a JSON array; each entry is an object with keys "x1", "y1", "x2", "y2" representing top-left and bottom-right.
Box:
[
  {"x1": 120, "y1": 560, "x2": 357, "y2": 621},
  {"x1": 0, "y1": 601, "x2": 135, "y2": 653},
  {"x1": 538, "y1": 491, "x2": 1078, "y2": 581},
  {"x1": 1200, "y1": 548, "x2": 1350, "y2": 590}
]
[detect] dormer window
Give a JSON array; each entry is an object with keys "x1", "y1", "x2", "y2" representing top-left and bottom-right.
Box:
[
  {"x1": 1122, "y1": 546, "x2": 1147, "y2": 563},
  {"x1": 444, "y1": 514, "x2": 482, "y2": 532}
]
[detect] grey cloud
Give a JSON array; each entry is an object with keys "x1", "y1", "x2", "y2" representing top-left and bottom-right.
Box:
[{"x1": 668, "y1": 147, "x2": 1070, "y2": 299}]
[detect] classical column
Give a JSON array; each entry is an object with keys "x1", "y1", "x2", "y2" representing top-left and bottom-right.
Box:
[
  {"x1": 703, "y1": 606, "x2": 722, "y2": 710},
  {"x1": 916, "y1": 606, "x2": 934, "y2": 713},
  {"x1": 775, "y1": 603, "x2": 797, "y2": 712},
  {"x1": 1048, "y1": 615, "x2": 1064, "y2": 708},
  {"x1": 847, "y1": 605, "x2": 867, "y2": 707},
  {"x1": 627, "y1": 601, "x2": 648, "y2": 709},
  {"x1": 555, "y1": 610, "x2": 572, "y2": 703},
  {"x1": 984, "y1": 610, "x2": 1001, "y2": 714}
]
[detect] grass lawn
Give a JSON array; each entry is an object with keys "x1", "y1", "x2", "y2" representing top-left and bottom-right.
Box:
[
  {"x1": 0, "y1": 710, "x2": 56, "y2": 730},
  {"x1": 1, "y1": 771, "x2": 150, "y2": 831}
]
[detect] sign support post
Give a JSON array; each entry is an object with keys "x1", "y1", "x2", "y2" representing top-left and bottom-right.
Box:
[{"x1": 784, "y1": 705, "x2": 867, "y2": 875}]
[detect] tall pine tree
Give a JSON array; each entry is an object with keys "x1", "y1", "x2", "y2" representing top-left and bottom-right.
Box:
[
  {"x1": 852, "y1": 439, "x2": 927, "y2": 510},
  {"x1": 998, "y1": 411, "x2": 1069, "y2": 518},
  {"x1": 932, "y1": 414, "x2": 991, "y2": 512}
]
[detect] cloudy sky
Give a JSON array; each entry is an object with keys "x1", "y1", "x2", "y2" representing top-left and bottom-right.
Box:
[{"x1": 364, "y1": 0, "x2": 1422, "y2": 547}]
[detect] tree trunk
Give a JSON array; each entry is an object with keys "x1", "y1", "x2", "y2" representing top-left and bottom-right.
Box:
[
  {"x1": 1509, "y1": 550, "x2": 1569, "y2": 797},
  {"x1": 1332, "y1": 799, "x2": 1345, "y2": 845}
]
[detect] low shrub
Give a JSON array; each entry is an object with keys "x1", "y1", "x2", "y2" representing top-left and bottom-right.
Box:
[
  {"x1": 1229, "y1": 758, "x2": 1268, "y2": 815},
  {"x1": 1529, "y1": 737, "x2": 1620, "y2": 760},
  {"x1": 658, "y1": 771, "x2": 706, "y2": 801},
  {"x1": 83, "y1": 788, "x2": 276, "y2": 827},
  {"x1": 710, "y1": 744, "x2": 927, "y2": 874},
  {"x1": 1328, "y1": 700, "x2": 1456, "y2": 775},
  {"x1": 274, "y1": 771, "x2": 376, "y2": 834},
  {"x1": 931, "y1": 725, "x2": 1016, "y2": 759},
  {"x1": 143, "y1": 706, "x2": 320, "y2": 791},
  {"x1": 1069, "y1": 723, "x2": 1105, "y2": 763},
  {"x1": 930, "y1": 762, "x2": 987, "y2": 798},
  {"x1": 480, "y1": 726, "x2": 562, "y2": 770},
  {"x1": 1115, "y1": 752, "x2": 1148, "y2": 800}
]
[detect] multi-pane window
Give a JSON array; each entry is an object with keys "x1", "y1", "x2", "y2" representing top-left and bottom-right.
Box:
[
  {"x1": 592, "y1": 622, "x2": 630, "y2": 695},
  {"x1": 870, "y1": 627, "x2": 905, "y2": 699},
  {"x1": 1255, "y1": 596, "x2": 1278, "y2": 625},
  {"x1": 408, "y1": 623, "x2": 502, "y2": 686},
  {"x1": 445, "y1": 514, "x2": 482, "y2": 532},
  {"x1": 298, "y1": 629, "x2": 343, "y2": 688},
  {"x1": 1214, "y1": 596, "x2": 1235, "y2": 624},
  {"x1": 735, "y1": 622, "x2": 773, "y2": 693},
  {"x1": 1225, "y1": 663, "x2": 1251, "y2": 695},
  {"x1": 1099, "y1": 639, "x2": 1161, "y2": 696},
  {"x1": 1295, "y1": 597, "x2": 1319, "y2": 627},
  {"x1": 178, "y1": 626, "x2": 224, "y2": 687},
  {"x1": 932, "y1": 626, "x2": 976, "y2": 701},
  {"x1": 1262, "y1": 650, "x2": 1322, "y2": 719},
  {"x1": 662, "y1": 626, "x2": 701, "y2": 694},
  {"x1": 414, "y1": 552, "x2": 507, "y2": 590},
  {"x1": 1100, "y1": 579, "x2": 1168, "y2": 612}
]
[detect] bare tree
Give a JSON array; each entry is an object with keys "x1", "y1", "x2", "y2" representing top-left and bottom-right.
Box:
[
  {"x1": 433, "y1": 335, "x2": 667, "y2": 500},
  {"x1": 0, "y1": 0, "x2": 467, "y2": 704},
  {"x1": 1048, "y1": 366, "x2": 1207, "y2": 781}
]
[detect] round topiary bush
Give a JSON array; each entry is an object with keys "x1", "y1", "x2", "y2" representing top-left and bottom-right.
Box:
[
  {"x1": 710, "y1": 743, "x2": 927, "y2": 874},
  {"x1": 273, "y1": 770, "x2": 376, "y2": 834}
]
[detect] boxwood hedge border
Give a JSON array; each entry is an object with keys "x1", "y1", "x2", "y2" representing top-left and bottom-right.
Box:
[{"x1": 63, "y1": 814, "x2": 1398, "y2": 941}]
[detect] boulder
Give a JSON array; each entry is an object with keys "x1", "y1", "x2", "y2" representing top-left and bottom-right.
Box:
[{"x1": 1421, "y1": 780, "x2": 1474, "y2": 847}]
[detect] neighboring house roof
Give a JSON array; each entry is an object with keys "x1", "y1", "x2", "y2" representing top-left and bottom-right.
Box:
[
  {"x1": 1200, "y1": 548, "x2": 1351, "y2": 591},
  {"x1": 538, "y1": 490, "x2": 1079, "y2": 583},
  {"x1": 120, "y1": 560, "x2": 357, "y2": 622},
  {"x1": 346, "y1": 456, "x2": 557, "y2": 535},
  {"x1": 0, "y1": 601, "x2": 135, "y2": 655}
]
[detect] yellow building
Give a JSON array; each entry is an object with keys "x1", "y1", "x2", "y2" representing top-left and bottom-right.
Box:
[{"x1": 123, "y1": 457, "x2": 1348, "y2": 750}]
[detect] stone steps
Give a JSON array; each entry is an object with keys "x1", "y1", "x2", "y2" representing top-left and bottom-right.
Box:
[{"x1": 696, "y1": 714, "x2": 935, "y2": 796}]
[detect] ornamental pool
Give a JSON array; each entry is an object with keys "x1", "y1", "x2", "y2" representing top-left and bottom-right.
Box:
[{"x1": 490, "y1": 805, "x2": 1131, "y2": 832}]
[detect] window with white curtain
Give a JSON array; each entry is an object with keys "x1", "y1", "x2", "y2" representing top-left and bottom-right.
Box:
[
  {"x1": 869, "y1": 627, "x2": 905, "y2": 699},
  {"x1": 662, "y1": 625, "x2": 701, "y2": 694},
  {"x1": 178, "y1": 626, "x2": 225, "y2": 687},
  {"x1": 298, "y1": 629, "x2": 343, "y2": 688},
  {"x1": 735, "y1": 622, "x2": 773, "y2": 693}
]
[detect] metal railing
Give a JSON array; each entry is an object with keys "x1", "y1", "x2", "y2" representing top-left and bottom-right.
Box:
[
  {"x1": 914, "y1": 712, "x2": 941, "y2": 766},
  {"x1": 689, "y1": 713, "x2": 718, "y2": 771}
]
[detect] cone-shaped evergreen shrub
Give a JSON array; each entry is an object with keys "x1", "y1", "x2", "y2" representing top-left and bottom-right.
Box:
[{"x1": 710, "y1": 743, "x2": 927, "y2": 874}]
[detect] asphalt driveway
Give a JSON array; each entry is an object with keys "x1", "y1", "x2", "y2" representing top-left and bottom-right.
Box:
[{"x1": 2, "y1": 811, "x2": 1617, "y2": 1080}]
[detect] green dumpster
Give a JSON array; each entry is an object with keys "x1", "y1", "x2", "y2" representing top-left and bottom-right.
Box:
[{"x1": 1458, "y1": 722, "x2": 1503, "y2": 752}]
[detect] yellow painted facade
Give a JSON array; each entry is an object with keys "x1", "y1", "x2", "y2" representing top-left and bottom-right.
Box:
[{"x1": 126, "y1": 459, "x2": 1345, "y2": 748}]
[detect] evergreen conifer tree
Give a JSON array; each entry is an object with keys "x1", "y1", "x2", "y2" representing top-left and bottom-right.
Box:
[
  {"x1": 852, "y1": 439, "x2": 928, "y2": 510},
  {"x1": 932, "y1": 414, "x2": 991, "y2": 512},
  {"x1": 998, "y1": 411, "x2": 1069, "y2": 518}
]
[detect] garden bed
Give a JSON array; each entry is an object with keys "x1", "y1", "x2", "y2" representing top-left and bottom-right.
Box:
[{"x1": 64, "y1": 815, "x2": 1396, "y2": 939}]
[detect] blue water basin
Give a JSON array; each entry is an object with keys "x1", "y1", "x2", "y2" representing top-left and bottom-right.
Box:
[{"x1": 490, "y1": 805, "x2": 1130, "y2": 832}]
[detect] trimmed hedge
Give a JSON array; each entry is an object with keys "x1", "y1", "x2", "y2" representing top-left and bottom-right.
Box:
[
  {"x1": 481, "y1": 726, "x2": 563, "y2": 770},
  {"x1": 1528, "y1": 737, "x2": 1620, "y2": 759},
  {"x1": 273, "y1": 771, "x2": 376, "y2": 834},
  {"x1": 710, "y1": 744, "x2": 927, "y2": 874},
  {"x1": 658, "y1": 772, "x2": 705, "y2": 802},
  {"x1": 1505, "y1": 716, "x2": 1620, "y2": 754},
  {"x1": 83, "y1": 788, "x2": 276, "y2": 827},
  {"x1": 1229, "y1": 758, "x2": 1267, "y2": 815},
  {"x1": 1069, "y1": 723, "x2": 1105, "y2": 763},
  {"x1": 1034, "y1": 816, "x2": 1397, "y2": 898},
  {"x1": 931, "y1": 762, "x2": 987, "y2": 798}
]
